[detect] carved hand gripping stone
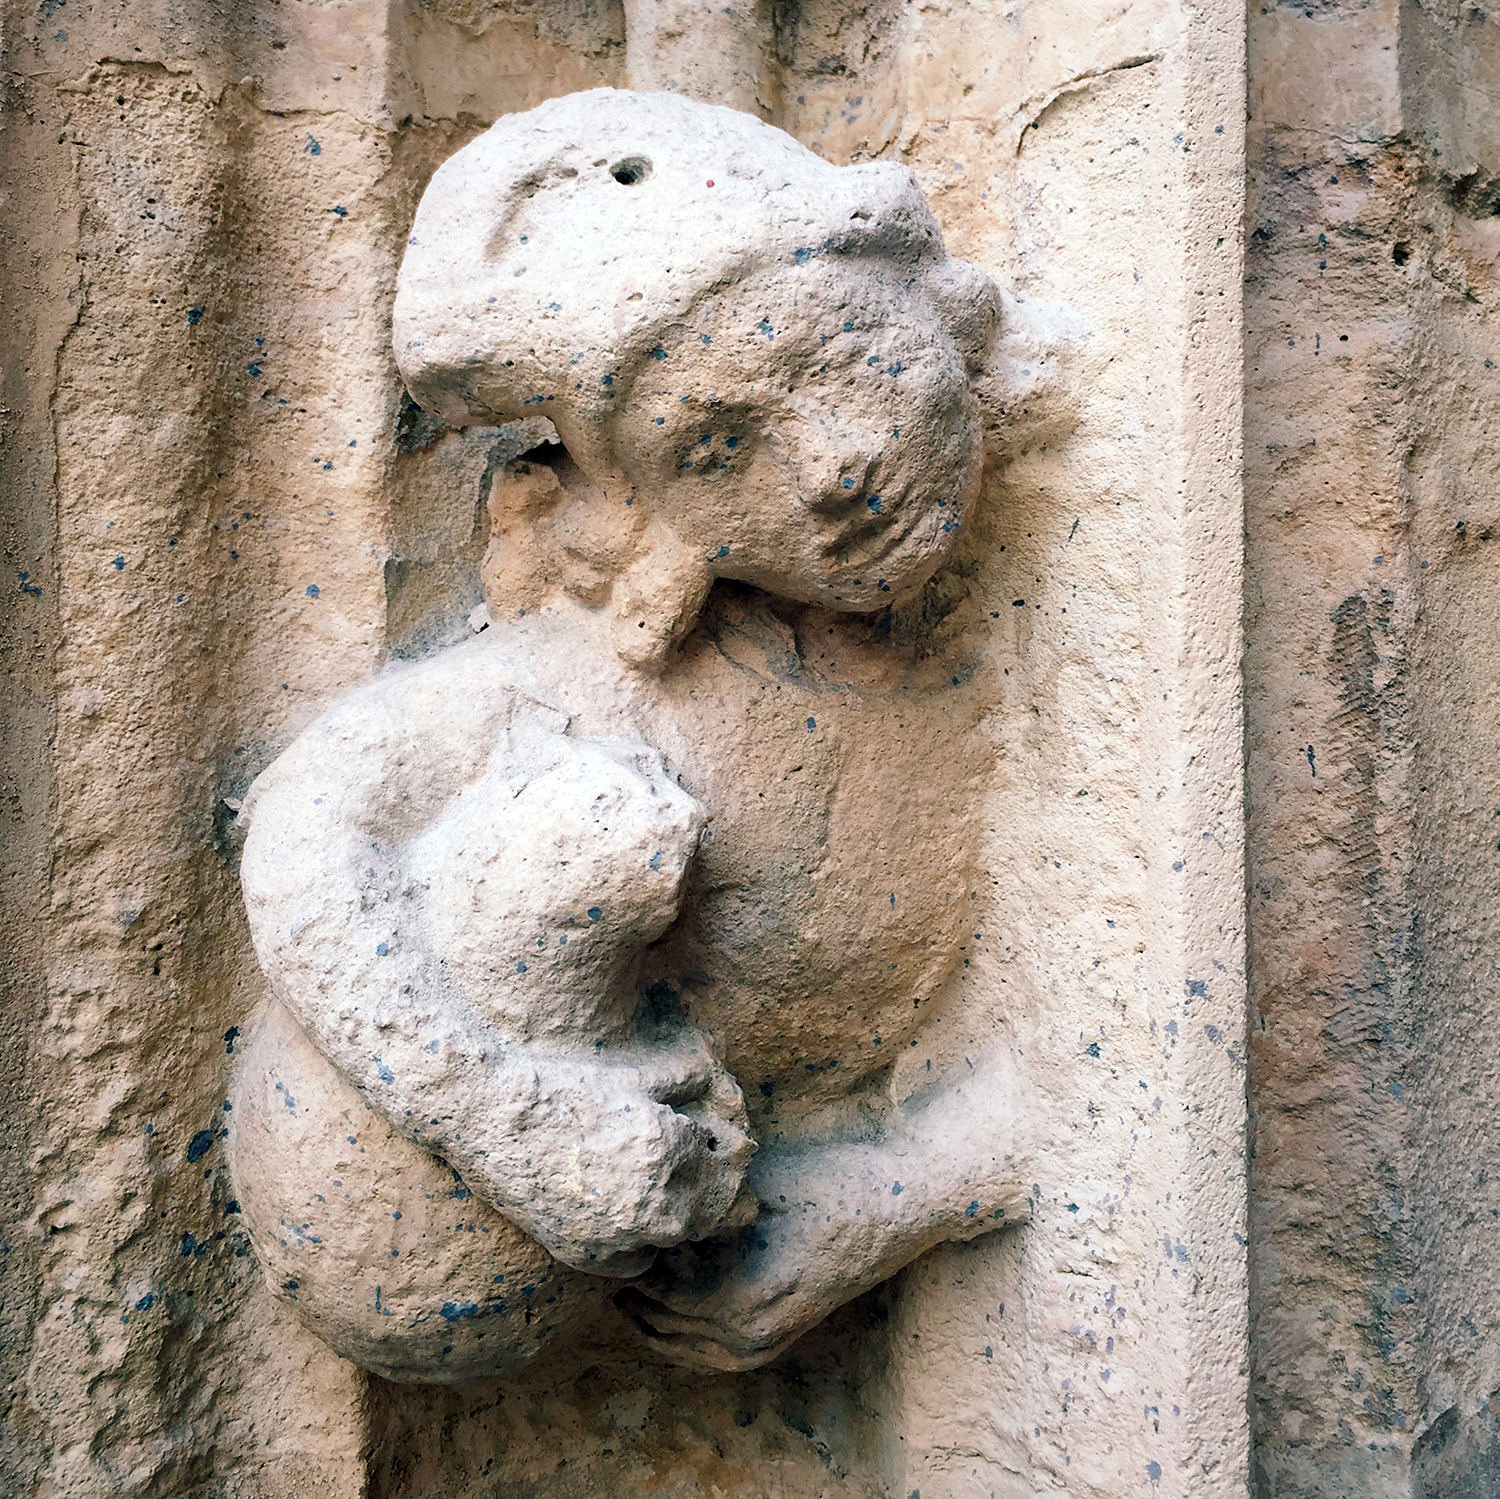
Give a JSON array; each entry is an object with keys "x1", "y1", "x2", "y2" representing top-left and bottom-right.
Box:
[{"x1": 229, "y1": 88, "x2": 1028, "y2": 1383}]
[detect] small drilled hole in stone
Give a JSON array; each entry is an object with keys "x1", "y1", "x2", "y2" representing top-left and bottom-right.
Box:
[{"x1": 611, "y1": 156, "x2": 651, "y2": 185}]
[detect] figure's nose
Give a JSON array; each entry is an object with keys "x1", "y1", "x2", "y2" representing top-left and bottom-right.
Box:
[{"x1": 797, "y1": 423, "x2": 885, "y2": 518}]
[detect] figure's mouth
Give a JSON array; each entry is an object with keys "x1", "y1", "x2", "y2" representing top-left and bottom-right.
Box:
[{"x1": 822, "y1": 487, "x2": 949, "y2": 577}]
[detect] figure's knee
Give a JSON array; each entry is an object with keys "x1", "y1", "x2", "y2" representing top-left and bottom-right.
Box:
[{"x1": 228, "y1": 999, "x2": 609, "y2": 1384}]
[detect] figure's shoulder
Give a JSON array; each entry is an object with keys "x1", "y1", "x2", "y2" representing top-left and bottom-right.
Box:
[
  {"x1": 245, "y1": 621, "x2": 601, "y2": 830},
  {"x1": 302, "y1": 606, "x2": 633, "y2": 748}
]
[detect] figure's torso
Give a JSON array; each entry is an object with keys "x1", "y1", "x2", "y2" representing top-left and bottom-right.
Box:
[{"x1": 485, "y1": 585, "x2": 988, "y2": 1132}]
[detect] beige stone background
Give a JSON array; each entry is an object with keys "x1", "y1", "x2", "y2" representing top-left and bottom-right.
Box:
[{"x1": 0, "y1": 0, "x2": 1491, "y2": 1495}]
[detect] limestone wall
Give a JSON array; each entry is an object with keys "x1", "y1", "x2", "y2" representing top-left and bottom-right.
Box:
[
  {"x1": 1247, "y1": 2, "x2": 1500, "y2": 1494},
  {"x1": 1, "y1": 0, "x2": 1488, "y2": 1496}
]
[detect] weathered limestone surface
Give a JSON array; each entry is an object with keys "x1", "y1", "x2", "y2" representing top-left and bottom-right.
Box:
[
  {"x1": 232, "y1": 89, "x2": 1031, "y2": 1386},
  {"x1": 0, "y1": 0, "x2": 1250, "y2": 1495},
  {"x1": 1247, "y1": 2, "x2": 1500, "y2": 1495}
]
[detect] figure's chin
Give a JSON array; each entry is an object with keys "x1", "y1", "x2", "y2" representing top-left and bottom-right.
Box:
[
  {"x1": 811, "y1": 509, "x2": 959, "y2": 606},
  {"x1": 587, "y1": 1245, "x2": 661, "y2": 1279},
  {"x1": 718, "y1": 538, "x2": 951, "y2": 612},
  {"x1": 822, "y1": 545, "x2": 954, "y2": 611}
]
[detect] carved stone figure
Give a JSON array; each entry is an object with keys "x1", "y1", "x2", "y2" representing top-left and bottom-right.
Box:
[{"x1": 228, "y1": 88, "x2": 1027, "y2": 1384}]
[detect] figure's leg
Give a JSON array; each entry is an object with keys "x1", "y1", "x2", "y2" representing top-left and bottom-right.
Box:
[{"x1": 228, "y1": 998, "x2": 609, "y2": 1384}]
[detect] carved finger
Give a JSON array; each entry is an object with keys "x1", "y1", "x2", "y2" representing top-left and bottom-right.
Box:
[
  {"x1": 632, "y1": 1040, "x2": 718, "y2": 1107},
  {"x1": 615, "y1": 1289, "x2": 802, "y2": 1373}
]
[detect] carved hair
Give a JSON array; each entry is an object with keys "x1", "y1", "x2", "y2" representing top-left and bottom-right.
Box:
[{"x1": 394, "y1": 88, "x2": 998, "y2": 456}]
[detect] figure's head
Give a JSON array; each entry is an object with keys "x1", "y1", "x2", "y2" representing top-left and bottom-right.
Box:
[{"x1": 395, "y1": 89, "x2": 998, "y2": 642}]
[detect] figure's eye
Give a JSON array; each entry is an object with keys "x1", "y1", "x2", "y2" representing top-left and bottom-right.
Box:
[{"x1": 672, "y1": 426, "x2": 753, "y2": 475}]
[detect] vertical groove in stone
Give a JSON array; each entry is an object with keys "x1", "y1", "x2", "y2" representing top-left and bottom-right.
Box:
[
  {"x1": 623, "y1": 0, "x2": 778, "y2": 119},
  {"x1": 1243, "y1": 0, "x2": 1500, "y2": 1492}
]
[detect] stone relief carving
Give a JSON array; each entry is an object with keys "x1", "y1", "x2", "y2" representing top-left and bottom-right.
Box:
[{"x1": 228, "y1": 88, "x2": 1028, "y2": 1383}]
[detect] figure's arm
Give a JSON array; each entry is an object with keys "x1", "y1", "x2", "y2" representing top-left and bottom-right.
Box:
[
  {"x1": 238, "y1": 644, "x2": 752, "y2": 1273},
  {"x1": 618, "y1": 1056, "x2": 1031, "y2": 1369}
]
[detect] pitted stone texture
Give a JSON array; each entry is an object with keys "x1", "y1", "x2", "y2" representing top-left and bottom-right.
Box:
[
  {"x1": 229, "y1": 998, "x2": 609, "y2": 1384},
  {"x1": 622, "y1": 0, "x2": 776, "y2": 119},
  {"x1": 395, "y1": 89, "x2": 998, "y2": 622},
  {"x1": 232, "y1": 88, "x2": 1025, "y2": 1385},
  {"x1": 237, "y1": 655, "x2": 757, "y2": 1284}
]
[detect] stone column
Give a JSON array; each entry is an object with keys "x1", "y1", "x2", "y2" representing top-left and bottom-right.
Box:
[
  {"x1": 1248, "y1": 2, "x2": 1500, "y2": 1494},
  {"x1": 804, "y1": 2, "x2": 1252, "y2": 1493},
  {"x1": 624, "y1": 0, "x2": 777, "y2": 119}
]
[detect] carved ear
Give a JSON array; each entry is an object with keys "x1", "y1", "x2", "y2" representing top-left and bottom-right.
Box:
[
  {"x1": 922, "y1": 258, "x2": 1002, "y2": 376},
  {"x1": 611, "y1": 523, "x2": 712, "y2": 672}
]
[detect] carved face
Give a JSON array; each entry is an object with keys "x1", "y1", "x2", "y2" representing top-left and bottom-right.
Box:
[
  {"x1": 607, "y1": 258, "x2": 985, "y2": 610},
  {"x1": 394, "y1": 89, "x2": 998, "y2": 617}
]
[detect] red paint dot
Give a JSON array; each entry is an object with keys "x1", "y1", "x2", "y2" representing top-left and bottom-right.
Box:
[{"x1": 706, "y1": 179, "x2": 714, "y2": 187}]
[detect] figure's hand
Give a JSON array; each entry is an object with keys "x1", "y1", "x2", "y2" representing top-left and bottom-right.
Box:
[
  {"x1": 615, "y1": 1113, "x2": 1031, "y2": 1366},
  {"x1": 494, "y1": 1027, "x2": 757, "y2": 1275},
  {"x1": 614, "y1": 1195, "x2": 842, "y2": 1370}
]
